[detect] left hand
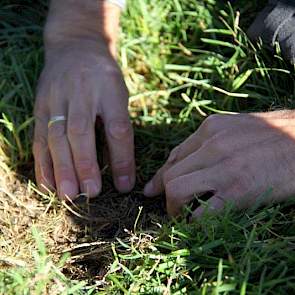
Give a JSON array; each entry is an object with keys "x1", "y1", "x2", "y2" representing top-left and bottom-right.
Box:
[{"x1": 144, "y1": 111, "x2": 295, "y2": 217}]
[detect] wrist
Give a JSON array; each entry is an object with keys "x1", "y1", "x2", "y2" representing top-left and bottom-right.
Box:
[{"x1": 44, "y1": 1, "x2": 121, "y2": 57}]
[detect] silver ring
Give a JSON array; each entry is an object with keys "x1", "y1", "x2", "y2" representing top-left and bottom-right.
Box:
[{"x1": 48, "y1": 116, "x2": 67, "y2": 128}]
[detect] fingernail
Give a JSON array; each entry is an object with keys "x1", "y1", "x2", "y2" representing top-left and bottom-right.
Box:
[
  {"x1": 144, "y1": 181, "x2": 154, "y2": 197},
  {"x1": 117, "y1": 175, "x2": 130, "y2": 192},
  {"x1": 60, "y1": 180, "x2": 77, "y2": 200},
  {"x1": 81, "y1": 179, "x2": 100, "y2": 197}
]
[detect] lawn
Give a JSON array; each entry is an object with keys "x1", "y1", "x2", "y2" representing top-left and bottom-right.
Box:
[{"x1": 1, "y1": 0, "x2": 295, "y2": 294}]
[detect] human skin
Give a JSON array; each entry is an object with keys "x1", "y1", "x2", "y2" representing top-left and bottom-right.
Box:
[
  {"x1": 33, "y1": 1, "x2": 136, "y2": 200},
  {"x1": 35, "y1": 1, "x2": 295, "y2": 216},
  {"x1": 144, "y1": 111, "x2": 295, "y2": 218}
]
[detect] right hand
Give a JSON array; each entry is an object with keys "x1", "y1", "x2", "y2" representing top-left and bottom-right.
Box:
[{"x1": 33, "y1": 39, "x2": 136, "y2": 200}]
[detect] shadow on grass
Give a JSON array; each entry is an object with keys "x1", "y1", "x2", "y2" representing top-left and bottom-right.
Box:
[
  {"x1": 58, "y1": 121, "x2": 193, "y2": 281},
  {"x1": 3, "y1": 0, "x2": 295, "y2": 288}
]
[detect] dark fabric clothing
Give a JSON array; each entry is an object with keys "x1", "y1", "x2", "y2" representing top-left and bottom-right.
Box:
[
  {"x1": 248, "y1": 0, "x2": 295, "y2": 64},
  {"x1": 281, "y1": 0, "x2": 295, "y2": 5}
]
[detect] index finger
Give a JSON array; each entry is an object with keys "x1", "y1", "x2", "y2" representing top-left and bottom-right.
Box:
[{"x1": 144, "y1": 129, "x2": 206, "y2": 197}]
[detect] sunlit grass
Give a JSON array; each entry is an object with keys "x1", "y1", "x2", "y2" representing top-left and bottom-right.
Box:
[{"x1": 0, "y1": 0, "x2": 295, "y2": 294}]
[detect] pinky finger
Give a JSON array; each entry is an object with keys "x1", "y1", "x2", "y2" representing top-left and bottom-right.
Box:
[
  {"x1": 34, "y1": 144, "x2": 55, "y2": 193},
  {"x1": 33, "y1": 118, "x2": 55, "y2": 193}
]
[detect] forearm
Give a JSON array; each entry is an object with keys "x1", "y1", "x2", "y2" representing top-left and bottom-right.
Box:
[{"x1": 44, "y1": 0, "x2": 121, "y2": 56}]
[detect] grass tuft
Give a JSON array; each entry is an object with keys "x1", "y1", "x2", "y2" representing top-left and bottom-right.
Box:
[{"x1": 0, "y1": 0, "x2": 295, "y2": 294}]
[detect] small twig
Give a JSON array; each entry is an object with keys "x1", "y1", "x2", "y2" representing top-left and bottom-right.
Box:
[
  {"x1": 62, "y1": 241, "x2": 109, "y2": 253},
  {"x1": 69, "y1": 245, "x2": 112, "y2": 261},
  {"x1": 0, "y1": 256, "x2": 26, "y2": 267},
  {"x1": 61, "y1": 201, "x2": 109, "y2": 224}
]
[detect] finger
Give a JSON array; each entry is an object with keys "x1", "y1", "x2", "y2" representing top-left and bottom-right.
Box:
[
  {"x1": 191, "y1": 195, "x2": 226, "y2": 219},
  {"x1": 165, "y1": 167, "x2": 219, "y2": 216},
  {"x1": 33, "y1": 115, "x2": 55, "y2": 193},
  {"x1": 143, "y1": 114, "x2": 245, "y2": 197},
  {"x1": 67, "y1": 101, "x2": 101, "y2": 198},
  {"x1": 147, "y1": 111, "x2": 295, "y2": 195},
  {"x1": 160, "y1": 126, "x2": 278, "y2": 187},
  {"x1": 100, "y1": 71, "x2": 136, "y2": 193},
  {"x1": 147, "y1": 111, "x2": 295, "y2": 196},
  {"x1": 144, "y1": 114, "x2": 244, "y2": 197},
  {"x1": 144, "y1": 129, "x2": 207, "y2": 197},
  {"x1": 47, "y1": 86, "x2": 79, "y2": 200},
  {"x1": 191, "y1": 171, "x2": 263, "y2": 219},
  {"x1": 48, "y1": 116, "x2": 79, "y2": 200},
  {"x1": 145, "y1": 111, "x2": 295, "y2": 198},
  {"x1": 144, "y1": 121, "x2": 276, "y2": 197}
]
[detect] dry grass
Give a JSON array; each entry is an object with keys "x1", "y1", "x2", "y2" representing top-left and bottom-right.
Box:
[
  {"x1": 2, "y1": 0, "x2": 295, "y2": 293},
  {"x1": 0, "y1": 157, "x2": 166, "y2": 283}
]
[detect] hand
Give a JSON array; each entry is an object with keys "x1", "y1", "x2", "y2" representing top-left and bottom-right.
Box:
[
  {"x1": 33, "y1": 40, "x2": 135, "y2": 200},
  {"x1": 144, "y1": 111, "x2": 295, "y2": 217}
]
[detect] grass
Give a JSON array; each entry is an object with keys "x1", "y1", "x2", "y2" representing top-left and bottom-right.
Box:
[
  {"x1": 0, "y1": 227, "x2": 90, "y2": 295},
  {"x1": 1, "y1": 0, "x2": 295, "y2": 294},
  {"x1": 105, "y1": 203, "x2": 295, "y2": 294}
]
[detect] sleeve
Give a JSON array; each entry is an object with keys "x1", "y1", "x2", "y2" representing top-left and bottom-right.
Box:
[{"x1": 106, "y1": 0, "x2": 126, "y2": 9}]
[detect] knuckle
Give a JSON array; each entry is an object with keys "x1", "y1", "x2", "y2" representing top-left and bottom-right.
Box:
[
  {"x1": 76, "y1": 159, "x2": 92, "y2": 170},
  {"x1": 163, "y1": 169, "x2": 174, "y2": 186},
  {"x1": 208, "y1": 131, "x2": 229, "y2": 154},
  {"x1": 32, "y1": 140, "x2": 46, "y2": 157},
  {"x1": 33, "y1": 130, "x2": 47, "y2": 146},
  {"x1": 48, "y1": 123, "x2": 66, "y2": 141},
  {"x1": 75, "y1": 160, "x2": 97, "y2": 177},
  {"x1": 34, "y1": 95, "x2": 49, "y2": 119},
  {"x1": 165, "y1": 180, "x2": 178, "y2": 202},
  {"x1": 34, "y1": 103, "x2": 47, "y2": 117},
  {"x1": 202, "y1": 114, "x2": 222, "y2": 130},
  {"x1": 223, "y1": 155, "x2": 253, "y2": 189},
  {"x1": 224, "y1": 155, "x2": 244, "y2": 173},
  {"x1": 230, "y1": 175, "x2": 252, "y2": 196},
  {"x1": 236, "y1": 165, "x2": 253, "y2": 190},
  {"x1": 201, "y1": 114, "x2": 232, "y2": 135},
  {"x1": 112, "y1": 159, "x2": 133, "y2": 174},
  {"x1": 165, "y1": 181, "x2": 182, "y2": 215},
  {"x1": 68, "y1": 116, "x2": 90, "y2": 136},
  {"x1": 167, "y1": 146, "x2": 181, "y2": 165},
  {"x1": 55, "y1": 165, "x2": 72, "y2": 177},
  {"x1": 108, "y1": 120, "x2": 133, "y2": 140}
]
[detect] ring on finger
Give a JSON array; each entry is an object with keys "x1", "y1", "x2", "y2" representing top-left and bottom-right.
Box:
[{"x1": 48, "y1": 116, "x2": 67, "y2": 128}]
